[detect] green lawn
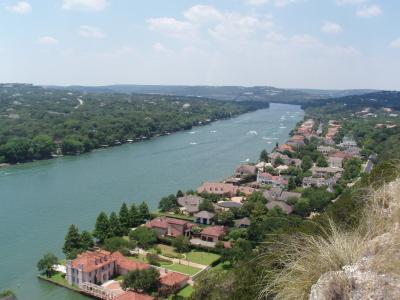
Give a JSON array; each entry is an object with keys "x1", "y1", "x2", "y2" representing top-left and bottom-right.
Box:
[
  {"x1": 151, "y1": 244, "x2": 184, "y2": 259},
  {"x1": 185, "y1": 251, "x2": 220, "y2": 266},
  {"x1": 160, "y1": 262, "x2": 202, "y2": 276},
  {"x1": 177, "y1": 285, "x2": 195, "y2": 298},
  {"x1": 127, "y1": 254, "x2": 150, "y2": 264},
  {"x1": 38, "y1": 272, "x2": 80, "y2": 292}
]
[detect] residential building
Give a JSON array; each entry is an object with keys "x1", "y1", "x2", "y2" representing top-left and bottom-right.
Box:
[
  {"x1": 302, "y1": 177, "x2": 327, "y2": 188},
  {"x1": 160, "y1": 272, "x2": 190, "y2": 294},
  {"x1": 328, "y1": 156, "x2": 344, "y2": 168},
  {"x1": 194, "y1": 211, "x2": 215, "y2": 225},
  {"x1": 317, "y1": 146, "x2": 336, "y2": 156},
  {"x1": 288, "y1": 135, "x2": 305, "y2": 147},
  {"x1": 200, "y1": 226, "x2": 226, "y2": 243},
  {"x1": 235, "y1": 164, "x2": 257, "y2": 178},
  {"x1": 311, "y1": 166, "x2": 344, "y2": 178},
  {"x1": 197, "y1": 182, "x2": 255, "y2": 197},
  {"x1": 145, "y1": 217, "x2": 194, "y2": 238},
  {"x1": 266, "y1": 200, "x2": 293, "y2": 214},
  {"x1": 257, "y1": 172, "x2": 288, "y2": 188},
  {"x1": 111, "y1": 251, "x2": 150, "y2": 276},
  {"x1": 66, "y1": 250, "x2": 116, "y2": 287},
  {"x1": 234, "y1": 217, "x2": 251, "y2": 228},
  {"x1": 276, "y1": 144, "x2": 294, "y2": 153},
  {"x1": 263, "y1": 187, "x2": 301, "y2": 202},
  {"x1": 177, "y1": 195, "x2": 203, "y2": 214}
]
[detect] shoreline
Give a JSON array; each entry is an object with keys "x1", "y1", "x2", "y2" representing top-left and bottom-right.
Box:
[{"x1": 0, "y1": 106, "x2": 273, "y2": 170}]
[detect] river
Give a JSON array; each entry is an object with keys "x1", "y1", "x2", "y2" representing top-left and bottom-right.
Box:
[{"x1": 0, "y1": 103, "x2": 304, "y2": 300}]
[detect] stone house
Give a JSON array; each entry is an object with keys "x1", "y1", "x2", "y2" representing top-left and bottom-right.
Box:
[
  {"x1": 145, "y1": 217, "x2": 194, "y2": 238},
  {"x1": 194, "y1": 211, "x2": 215, "y2": 225}
]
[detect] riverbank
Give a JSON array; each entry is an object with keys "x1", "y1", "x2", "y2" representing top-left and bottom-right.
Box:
[{"x1": 0, "y1": 104, "x2": 303, "y2": 300}]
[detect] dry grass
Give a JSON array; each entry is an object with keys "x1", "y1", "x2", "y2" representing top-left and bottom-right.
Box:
[{"x1": 260, "y1": 174, "x2": 400, "y2": 300}]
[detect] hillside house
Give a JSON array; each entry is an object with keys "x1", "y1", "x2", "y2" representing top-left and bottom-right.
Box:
[{"x1": 145, "y1": 217, "x2": 194, "y2": 238}]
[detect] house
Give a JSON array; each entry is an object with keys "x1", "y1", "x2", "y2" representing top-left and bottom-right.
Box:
[
  {"x1": 145, "y1": 217, "x2": 194, "y2": 238},
  {"x1": 234, "y1": 217, "x2": 251, "y2": 228},
  {"x1": 177, "y1": 195, "x2": 203, "y2": 214},
  {"x1": 277, "y1": 144, "x2": 294, "y2": 153},
  {"x1": 195, "y1": 211, "x2": 215, "y2": 225},
  {"x1": 200, "y1": 226, "x2": 226, "y2": 243},
  {"x1": 263, "y1": 188, "x2": 301, "y2": 202},
  {"x1": 255, "y1": 161, "x2": 273, "y2": 172},
  {"x1": 317, "y1": 146, "x2": 336, "y2": 156},
  {"x1": 266, "y1": 200, "x2": 293, "y2": 214},
  {"x1": 66, "y1": 250, "x2": 116, "y2": 287},
  {"x1": 111, "y1": 251, "x2": 150, "y2": 275},
  {"x1": 257, "y1": 172, "x2": 288, "y2": 188},
  {"x1": 235, "y1": 164, "x2": 257, "y2": 178},
  {"x1": 311, "y1": 166, "x2": 344, "y2": 178},
  {"x1": 217, "y1": 201, "x2": 243, "y2": 210},
  {"x1": 302, "y1": 177, "x2": 327, "y2": 188},
  {"x1": 160, "y1": 272, "x2": 190, "y2": 294},
  {"x1": 339, "y1": 136, "x2": 358, "y2": 149},
  {"x1": 269, "y1": 152, "x2": 291, "y2": 166},
  {"x1": 328, "y1": 156, "x2": 344, "y2": 168},
  {"x1": 288, "y1": 135, "x2": 305, "y2": 147},
  {"x1": 197, "y1": 182, "x2": 237, "y2": 196}
]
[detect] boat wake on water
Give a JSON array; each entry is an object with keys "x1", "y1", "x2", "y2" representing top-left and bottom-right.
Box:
[{"x1": 246, "y1": 130, "x2": 258, "y2": 136}]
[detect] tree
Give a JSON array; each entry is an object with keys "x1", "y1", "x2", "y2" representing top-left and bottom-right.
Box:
[
  {"x1": 94, "y1": 212, "x2": 110, "y2": 242},
  {"x1": 199, "y1": 198, "x2": 214, "y2": 212},
  {"x1": 316, "y1": 156, "x2": 328, "y2": 167},
  {"x1": 129, "y1": 204, "x2": 140, "y2": 227},
  {"x1": 103, "y1": 237, "x2": 137, "y2": 253},
  {"x1": 176, "y1": 190, "x2": 184, "y2": 198},
  {"x1": 129, "y1": 226, "x2": 157, "y2": 249},
  {"x1": 109, "y1": 212, "x2": 123, "y2": 237},
  {"x1": 63, "y1": 224, "x2": 82, "y2": 257},
  {"x1": 294, "y1": 199, "x2": 311, "y2": 217},
  {"x1": 216, "y1": 211, "x2": 234, "y2": 226},
  {"x1": 139, "y1": 202, "x2": 151, "y2": 223},
  {"x1": 301, "y1": 155, "x2": 313, "y2": 171},
  {"x1": 172, "y1": 235, "x2": 191, "y2": 253},
  {"x1": 119, "y1": 202, "x2": 130, "y2": 234},
  {"x1": 80, "y1": 230, "x2": 94, "y2": 250},
  {"x1": 61, "y1": 137, "x2": 84, "y2": 155},
  {"x1": 259, "y1": 149, "x2": 269, "y2": 162},
  {"x1": 274, "y1": 157, "x2": 285, "y2": 166},
  {"x1": 288, "y1": 177, "x2": 296, "y2": 191},
  {"x1": 158, "y1": 194, "x2": 178, "y2": 212},
  {"x1": 0, "y1": 138, "x2": 33, "y2": 163},
  {"x1": 32, "y1": 135, "x2": 55, "y2": 159},
  {"x1": 121, "y1": 268, "x2": 160, "y2": 293},
  {"x1": 37, "y1": 253, "x2": 58, "y2": 277}
]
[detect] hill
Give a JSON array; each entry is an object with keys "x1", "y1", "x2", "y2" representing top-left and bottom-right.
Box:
[
  {"x1": 50, "y1": 84, "x2": 376, "y2": 104},
  {"x1": 0, "y1": 83, "x2": 268, "y2": 164}
]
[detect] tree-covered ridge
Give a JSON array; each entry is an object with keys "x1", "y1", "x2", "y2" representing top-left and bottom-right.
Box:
[{"x1": 0, "y1": 84, "x2": 269, "y2": 164}]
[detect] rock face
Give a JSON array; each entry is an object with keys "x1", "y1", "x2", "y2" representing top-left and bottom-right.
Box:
[{"x1": 310, "y1": 179, "x2": 400, "y2": 300}]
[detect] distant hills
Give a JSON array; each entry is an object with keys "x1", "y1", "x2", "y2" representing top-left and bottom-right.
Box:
[{"x1": 49, "y1": 85, "x2": 377, "y2": 104}]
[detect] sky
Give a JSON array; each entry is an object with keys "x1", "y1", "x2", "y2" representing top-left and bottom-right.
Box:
[{"x1": 0, "y1": 0, "x2": 399, "y2": 89}]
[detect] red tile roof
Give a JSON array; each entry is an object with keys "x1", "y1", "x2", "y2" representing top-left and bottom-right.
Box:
[
  {"x1": 71, "y1": 250, "x2": 114, "y2": 273},
  {"x1": 160, "y1": 272, "x2": 189, "y2": 287},
  {"x1": 145, "y1": 217, "x2": 188, "y2": 230},
  {"x1": 114, "y1": 291, "x2": 154, "y2": 300},
  {"x1": 201, "y1": 226, "x2": 226, "y2": 238},
  {"x1": 111, "y1": 252, "x2": 150, "y2": 272}
]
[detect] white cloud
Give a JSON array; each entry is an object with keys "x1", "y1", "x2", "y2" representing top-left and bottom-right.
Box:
[
  {"x1": 37, "y1": 36, "x2": 59, "y2": 45},
  {"x1": 78, "y1": 25, "x2": 106, "y2": 38},
  {"x1": 336, "y1": 0, "x2": 365, "y2": 5},
  {"x1": 245, "y1": 0, "x2": 303, "y2": 7},
  {"x1": 62, "y1": 0, "x2": 107, "y2": 11},
  {"x1": 153, "y1": 42, "x2": 172, "y2": 54},
  {"x1": 321, "y1": 21, "x2": 343, "y2": 34},
  {"x1": 147, "y1": 17, "x2": 196, "y2": 40},
  {"x1": 183, "y1": 5, "x2": 222, "y2": 24},
  {"x1": 6, "y1": 1, "x2": 32, "y2": 14},
  {"x1": 390, "y1": 38, "x2": 400, "y2": 49},
  {"x1": 356, "y1": 5, "x2": 382, "y2": 17}
]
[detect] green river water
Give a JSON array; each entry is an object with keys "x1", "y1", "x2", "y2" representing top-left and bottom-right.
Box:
[{"x1": 0, "y1": 103, "x2": 303, "y2": 300}]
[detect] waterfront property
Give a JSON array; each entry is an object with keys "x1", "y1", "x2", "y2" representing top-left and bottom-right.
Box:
[
  {"x1": 177, "y1": 195, "x2": 204, "y2": 214},
  {"x1": 257, "y1": 172, "x2": 288, "y2": 188},
  {"x1": 66, "y1": 250, "x2": 150, "y2": 287},
  {"x1": 145, "y1": 217, "x2": 195, "y2": 238}
]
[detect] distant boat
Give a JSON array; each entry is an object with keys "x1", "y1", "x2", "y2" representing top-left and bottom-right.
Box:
[
  {"x1": 190, "y1": 142, "x2": 198, "y2": 145},
  {"x1": 246, "y1": 130, "x2": 258, "y2": 136}
]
